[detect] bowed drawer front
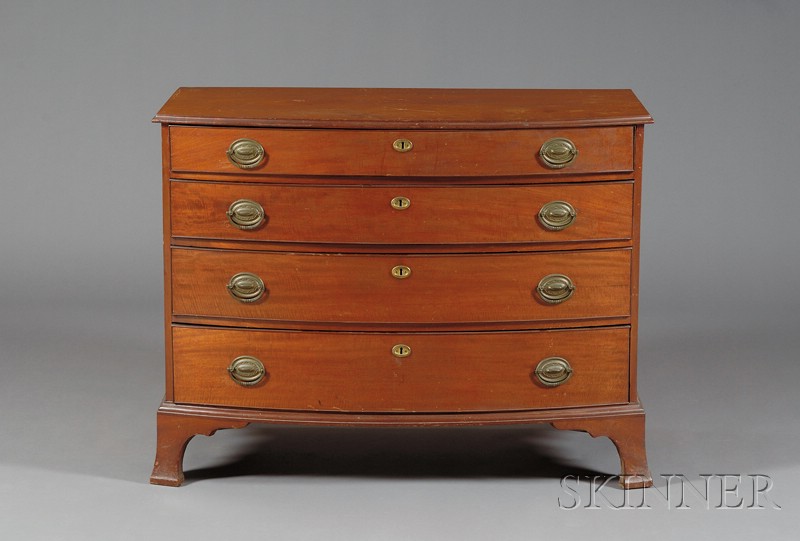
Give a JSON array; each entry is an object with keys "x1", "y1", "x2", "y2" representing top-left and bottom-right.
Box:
[
  {"x1": 169, "y1": 126, "x2": 634, "y2": 177},
  {"x1": 170, "y1": 181, "x2": 634, "y2": 246},
  {"x1": 171, "y1": 248, "x2": 631, "y2": 326},
  {"x1": 172, "y1": 326, "x2": 631, "y2": 412},
  {"x1": 151, "y1": 87, "x2": 653, "y2": 489}
]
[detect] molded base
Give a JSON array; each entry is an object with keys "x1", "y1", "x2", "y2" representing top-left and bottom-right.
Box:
[{"x1": 150, "y1": 400, "x2": 651, "y2": 488}]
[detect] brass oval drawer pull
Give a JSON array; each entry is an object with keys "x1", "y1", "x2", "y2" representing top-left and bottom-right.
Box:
[
  {"x1": 536, "y1": 274, "x2": 575, "y2": 304},
  {"x1": 539, "y1": 137, "x2": 578, "y2": 169},
  {"x1": 534, "y1": 357, "x2": 573, "y2": 387},
  {"x1": 227, "y1": 138, "x2": 265, "y2": 169},
  {"x1": 391, "y1": 265, "x2": 412, "y2": 279},
  {"x1": 227, "y1": 272, "x2": 266, "y2": 303},
  {"x1": 391, "y1": 344, "x2": 412, "y2": 358},
  {"x1": 392, "y1": 138, "x2": 413, "y2": 153},
  {"x1": 538, "y1": 200, "x2": 576, "y2": 231},
  {"x1": 226, "y1": 199, "x2": 265, "y2": 230},
  {"x1": 390, "y1": 196, "x2": 411, "y2": 210},
  {"x1": 228, "y1": 356, "x2": 266, "y2": 386}
]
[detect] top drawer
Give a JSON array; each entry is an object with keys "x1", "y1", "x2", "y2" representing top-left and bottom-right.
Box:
[{"x1": 169, "y1": 126, "x2": 633, "y2": 177}]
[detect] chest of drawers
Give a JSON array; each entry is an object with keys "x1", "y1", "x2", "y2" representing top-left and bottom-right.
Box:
[{"x1": 150, "y1": 88, "x2": 653, "y2": 488}]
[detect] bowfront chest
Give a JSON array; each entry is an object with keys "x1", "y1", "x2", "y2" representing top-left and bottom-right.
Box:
[{"x1": 151, "y1": 87, "x2": 653, "y2": 488}]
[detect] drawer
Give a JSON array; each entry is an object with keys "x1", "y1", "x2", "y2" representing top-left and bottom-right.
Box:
[
  {"x1": 169, "y1": 126, "x2": 633, "y2": 177},
  {"x1": 171, "y1": 248, "x2": 631, "y2": 325},
  {"x1": 170, "y1": 181, "x2": 633, "y2": 245},
  {"x1": 172, "y1": 326, "x2": 630, "y2": 412}
]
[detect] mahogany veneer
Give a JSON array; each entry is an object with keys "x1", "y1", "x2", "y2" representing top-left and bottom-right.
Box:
[
  {"x1": 169, "y1": 126, "x2": 634, "y2": 177},
  {"x1": 171, "y1": 248, "x2": 632, "y2": 326},
  {"x1": 151, "y1": 87, "x2": 653, "y2": 488},
  {"x1": 172, "y1": 326, "x2": 630, "y2": 412},
  {"x1": 170, "y1": 181, "x2": 634, "y2": 245}
]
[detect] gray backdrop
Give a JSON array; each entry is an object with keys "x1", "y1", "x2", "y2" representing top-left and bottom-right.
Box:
[{"x1": 1, "y1": 1, "x2": 797, "y2": 539}]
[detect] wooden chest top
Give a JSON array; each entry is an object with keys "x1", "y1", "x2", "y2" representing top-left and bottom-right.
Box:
[{"x1": 154, "y1": 87, "x2": 652, "y2": 129}]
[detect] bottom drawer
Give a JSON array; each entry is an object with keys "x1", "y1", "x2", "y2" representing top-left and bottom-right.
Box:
[{"x1": 172, "y1": 326, "x2": 630, "y2": 413}]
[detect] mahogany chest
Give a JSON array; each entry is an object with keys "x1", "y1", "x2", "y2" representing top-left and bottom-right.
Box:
[{"x1": 150, "y1": 88, "x2": 653, "y2": 488}]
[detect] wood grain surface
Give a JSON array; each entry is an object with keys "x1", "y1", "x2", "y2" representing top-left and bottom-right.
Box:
[
  {"x1": 155, "y1": 87, "x2": 653, "y2": 128},
  {"x1": 170, "y1": 181, "x2": 633, "y2": 245},
  {"x1": 171, "y1": 248, "x2": 631, "y2": 325},
  {"x1": 169, "y1": 126, "x2": 633, "y2": 177},
  {"x1": 172, "y1": 326, "x2": 630, "y2": 412}
]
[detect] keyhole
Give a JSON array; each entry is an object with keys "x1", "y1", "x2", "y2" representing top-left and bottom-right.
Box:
[
  {"x1": 391, "y1": 196, "x2": 411, "y2": 210},
  {"x1": 391, "y1": 265, "x2": 411, "y2": 279},
  {"x1": 392, "y1": 138, "x2": 413, "y2": 153}
]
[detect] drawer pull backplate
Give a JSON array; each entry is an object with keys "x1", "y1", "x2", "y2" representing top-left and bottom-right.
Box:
[
  {"x1": 536, "y1": 274, "x2": 575, "y2": 304},
  {"x1": 227, "y1": 356, "x2": 266, "y2": 386},
  {"x1": 538, "y1": 200, "x2": 577, "y2": 231},
  {"x1": 227, "y1": 272, "x2": 266, "y2": 303},
  {"x1": 226, "y1": 199, "x2": 265, "y2": 230},
  {"x1": 534, "y1": 357, "x2": 573, "y2": 387},
  {"x1": 539, "y1": 137, "x2": 578, "y2": 169},
  {"x1": 227, "y1": 138, "x2": 265, "y2": 169}
]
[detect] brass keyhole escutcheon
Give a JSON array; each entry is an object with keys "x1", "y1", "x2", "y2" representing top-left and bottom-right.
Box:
[
  {"x1": 392, "y1": 138, "x2": 413, "y2": 153},
  {"x1": 392, "y1": 344, "x2": 411, "y2": 358},
  {"x1": 390, "y1": 196, "x2": 411, "y2": 210},
  {"x1": 391, "y1": 265, "x2": 412, "y2": 279}
]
